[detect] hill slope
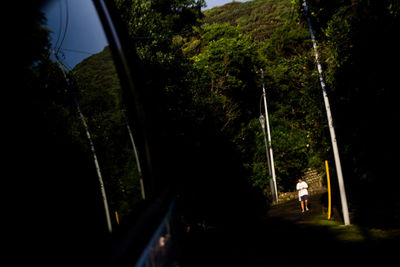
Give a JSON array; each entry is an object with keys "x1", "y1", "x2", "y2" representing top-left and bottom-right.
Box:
[
  {"x1": 182, "y1": 0, "x2": 328, "y2": 193},
  {"x1": 203, "y1": 0, "x2": 293, "y2": 41}
]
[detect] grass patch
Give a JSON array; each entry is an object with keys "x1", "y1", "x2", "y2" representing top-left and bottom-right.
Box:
[{"x1": 308, "y1": 213, "x2": 393, "y2": 243}]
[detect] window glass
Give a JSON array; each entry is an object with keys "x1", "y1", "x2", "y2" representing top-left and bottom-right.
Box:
[{"x1": 39, "y1": 0, "x2": 144, "y2": 231}]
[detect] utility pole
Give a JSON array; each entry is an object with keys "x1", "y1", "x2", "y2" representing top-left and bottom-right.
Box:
[
  {"x1": 302, "y1": 0, "x2": 350, "y2": 225},
  {"x1": 74, "y1": 97, "x2": 113, "y2": 233},
  {"x1": 260, "y1": 69, "x2": 278, "y2": 203},
  {"x1": 55, "y1": 53, "x2": 113, "y2": 232},
  {"x1": 122, "y1": 110, "x2": 146, "y2": 200}
]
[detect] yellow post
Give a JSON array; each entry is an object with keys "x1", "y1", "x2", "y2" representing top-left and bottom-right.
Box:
[
  {"x1": 325, "y1": 160, "x2": 332, "y2": 220},
  {"x1": 115, "y1": 211, "x2": 120, "y2": 225}
]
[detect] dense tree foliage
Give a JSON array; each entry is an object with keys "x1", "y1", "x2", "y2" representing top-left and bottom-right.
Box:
[
  {"x1": 184, "y1": 0, "x2": 400, "y2": 226},
  {"x1": 292, "y1": 0, "x2": 400, "y2": 226},
  {"x1": 16, "y1": 0, "x2": 400, "y2": 242},
  {"x1": 187, "y1": 1, "x2": 331, "y2": 194},
  {"x1": 113, "y1": 0, "x2": 268, "y2": 223},
  {"x1": 71, "y1": 47, "x2": 144, "y2": 220},
  {"x1": 109, "y1": 0, "x2": 335, "y2": 202}
]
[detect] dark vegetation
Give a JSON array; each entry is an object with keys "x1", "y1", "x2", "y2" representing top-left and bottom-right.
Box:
[
  {"x1": 292, "y1": 0, "x2": 400, "y2": 228},
  {"x1": 10, "y1": 0, "x2": 400, "y2": 264},
  {"x1": 183, "y1": 193, "x2": 400, "y2": 266},
  {"x1": 198, "y1": 0, "x2": 400, "y2": 228}
]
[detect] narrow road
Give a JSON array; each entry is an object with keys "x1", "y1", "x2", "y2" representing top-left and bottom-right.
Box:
[
  {"x1": 267, "y1": 192, "x2": 326, "y2": 223},
  {"x1": 183, "y1": 193, "x2": 399, "y2": 266}
]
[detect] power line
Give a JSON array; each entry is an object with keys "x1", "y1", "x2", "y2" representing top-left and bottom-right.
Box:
[
  {"x1": 53, "y1": 0, "x2": 63, "y2": 50},
  {"x1": 56, "y1": 0, "x2": 69, "y2": 55}
]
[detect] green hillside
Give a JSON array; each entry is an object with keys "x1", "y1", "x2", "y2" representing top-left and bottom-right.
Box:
[
  {"x1": 71, "y1": 0, "x2": 326, "y2": 196},
  {"x1": 36, "y1": 0, "x2": 400, "y2": 227},
  {"x1": 71, "y1": 47, "x2": 143, "y2": 221},
  {"x1": 184, "y1": 0, "x2": 400, "y2": 227},
  {"x1": 203, "y1": 0, "x2": 292, "y2": 41},
  {"x1": 182, "y1": 0, "x2": 328, "y2": 192}
]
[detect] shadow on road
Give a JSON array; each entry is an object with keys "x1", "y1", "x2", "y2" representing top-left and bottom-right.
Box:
[{"x1": 182, "y1": 193, "x2": 399, "y2": 266}]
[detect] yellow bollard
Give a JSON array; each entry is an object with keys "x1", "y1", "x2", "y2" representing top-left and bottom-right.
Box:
[
  {"x1": 115, "y1": 211, "x2": 120, "y2": 225},
  {"x1": 325, "y1": 160, "x2": 332, "y2": 220}
]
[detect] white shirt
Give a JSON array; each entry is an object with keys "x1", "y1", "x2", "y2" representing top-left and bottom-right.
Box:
[{"x1": 296, "y1": 181, "x2": 309, "y2": 199}]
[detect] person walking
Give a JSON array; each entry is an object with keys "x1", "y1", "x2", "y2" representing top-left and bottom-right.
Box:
[{"x1": 296, "y1": 178, "x2": 309, "y2": 213}]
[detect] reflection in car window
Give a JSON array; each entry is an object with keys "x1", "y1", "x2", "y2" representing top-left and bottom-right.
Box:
[
  {"x1": 42, "y1": 0, "x2": 108, "y2": 67},
  {"x1": 39, "y1": 0, "x2": 145, "y2": 231}
]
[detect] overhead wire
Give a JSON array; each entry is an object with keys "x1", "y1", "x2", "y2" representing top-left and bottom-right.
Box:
[
  {"x1": 45, "y1": 0, "x2": 149, "y2": 229},
  {"x1": 53, "y1": 0, "x2": 63, "y2": 50},
  {"x1": 56, "y1": 0, "x2": 69, "y2": 56}
]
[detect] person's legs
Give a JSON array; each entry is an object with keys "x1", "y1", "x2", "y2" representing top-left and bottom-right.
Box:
[
  {"x1": 303, "y1": 195, "x2": 309, "y2": 211},
  {"x1": 300, "y1": 200, "x2": 304, "y2": 212}
]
